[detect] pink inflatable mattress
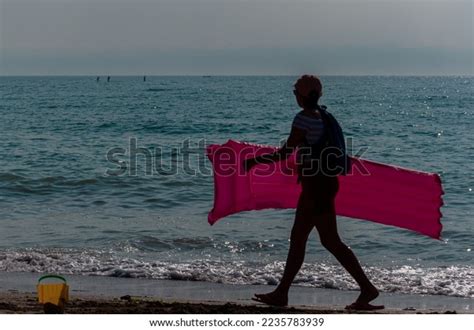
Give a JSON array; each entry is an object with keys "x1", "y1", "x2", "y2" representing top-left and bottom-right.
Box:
[{"x1": 207, "y1": 140, "x2": 443, "y2": 239}]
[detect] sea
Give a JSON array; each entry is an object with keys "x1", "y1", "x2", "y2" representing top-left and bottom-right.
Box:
[{"x1": 0, "y1": 76, "x2": 472, "y2": 298}]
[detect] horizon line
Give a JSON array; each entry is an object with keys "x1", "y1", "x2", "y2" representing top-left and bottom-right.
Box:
[{"x1": 1, "y1": 74, "x2": 473, "y2": 77}]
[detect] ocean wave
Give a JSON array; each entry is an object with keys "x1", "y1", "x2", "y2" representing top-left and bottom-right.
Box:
[
  {"x1": 146, "y1": 88, "x2": 172, "y2": 92},
  {"x1": 0, "y1": 173, "x2": 26, "y2": 182},
  {"x1": 0, "y1": 248, "x2": 472, "y2": 298},
  {"x1": 0, "y1": 173, "x2": 98, "y2": 186},
  {"x1": 0, "y1": 173, "x2": 146, "y2": 193}
]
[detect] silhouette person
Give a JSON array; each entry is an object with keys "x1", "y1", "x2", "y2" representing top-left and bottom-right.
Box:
[{"x1": 244, "y1": 75, "x2": 383, "y2": 311}]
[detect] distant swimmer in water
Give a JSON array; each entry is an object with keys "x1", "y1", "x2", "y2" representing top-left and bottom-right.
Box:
[
  {"x1": 96, "y1": 76, "x2": 100, "y2": 82},
  {"x1": 107, "y1": 76, "x2": 110, "y2": 82},
  {"x1": 143, "y1": 76, "x2": 146, "y2": 82}
]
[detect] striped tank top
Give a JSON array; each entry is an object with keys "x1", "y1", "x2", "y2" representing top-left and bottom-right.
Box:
[{"x1": 291, "y1": 111, "x2": 325, "y2": 145}]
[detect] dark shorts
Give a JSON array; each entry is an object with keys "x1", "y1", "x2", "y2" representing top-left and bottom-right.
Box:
[{"x1": 299, "y1": 174, "x2": 339, "y2": 215}]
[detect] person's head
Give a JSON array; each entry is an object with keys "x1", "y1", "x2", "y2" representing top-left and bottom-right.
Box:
[{"x1": 293, "y1": 75, "x2": 323, "y2": 109}]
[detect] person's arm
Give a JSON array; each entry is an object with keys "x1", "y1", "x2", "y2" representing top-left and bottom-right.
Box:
[{"x1": 243, "y1": 125, "x2": 306, "y2": 171}]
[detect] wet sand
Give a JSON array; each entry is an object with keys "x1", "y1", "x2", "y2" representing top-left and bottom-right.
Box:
[
  {"x1": 0, "y1": 291, "x2": 465, "y2": 314},
  {"x1": 0, "y1": 271, "x2": 471, "y2": 314},
  {"x1": 0, "y1": 291, "x2": 361, "y2": 314}
]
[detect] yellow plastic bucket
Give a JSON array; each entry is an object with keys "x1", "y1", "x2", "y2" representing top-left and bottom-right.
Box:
[{"x1": 37, "y1": 275, "x2": 69, "y2": 306}]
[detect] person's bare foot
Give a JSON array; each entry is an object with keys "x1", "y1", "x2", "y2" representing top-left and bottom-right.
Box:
[
  {"x1": 252, "y1": 290, "x2": 288, "y2": 307},
  {"x1": 345, "y1": 285, "x2": 384, "y2": 311},
  {"x1": 357, "y1": 284, "x2": 380, "y2": 303}
]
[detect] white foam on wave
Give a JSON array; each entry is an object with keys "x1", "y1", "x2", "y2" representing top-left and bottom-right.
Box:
[{"x1": 0, "y1": 248, "x2": 472, "y2": 298}]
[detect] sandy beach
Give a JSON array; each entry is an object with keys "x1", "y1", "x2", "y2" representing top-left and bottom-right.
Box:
[
  {"x1": 0, "y1": 272, "x2": 471, "y2": 314},
  {"x1": 0, "y1": 291, "x2": 377, "y2": 314},
  {"x1": 0, "y1": 291, "x2": 461, "y2": 314}
]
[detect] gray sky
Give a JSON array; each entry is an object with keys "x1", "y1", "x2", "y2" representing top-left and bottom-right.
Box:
[{"x1": 0, "y1": 0, "x2": 472, "y2": 75}]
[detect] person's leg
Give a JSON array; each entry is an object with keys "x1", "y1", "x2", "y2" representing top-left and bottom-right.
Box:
[
  {"x1": 315, "y1": 210, "x2": 382, "y2": 308},
  {"x1": 277, "y1": 194, "x2": 317, "y2": 293},
  {"x1": 253, "y1": 192, "x2": 315, "y2": 306}
]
